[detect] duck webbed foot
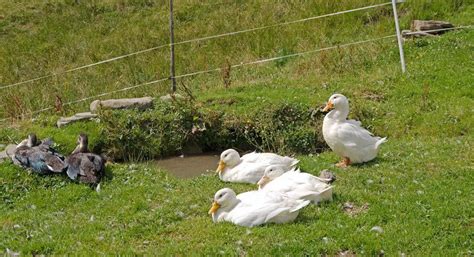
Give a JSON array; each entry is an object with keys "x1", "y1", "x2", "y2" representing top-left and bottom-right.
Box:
[{"x1": 336, "y1": 157, "x2": 351, "y2": 168}]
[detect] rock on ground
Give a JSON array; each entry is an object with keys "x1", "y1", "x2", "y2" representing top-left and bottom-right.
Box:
[
  {"x1": 57, "y1": 112, "x2": 98, "y2": 127},
  {"x1": 0, "y1": 144, "x2": 16, "y2": 163},
  {"x1": 159, "y1": 93, "x2": 184, "y2": 102},
  {"x1": 90, "y1": 97, "x2": 154, "y2": 113},
  {"x1": 403, "y1": 20, "x2": 454, "y2": 38}
]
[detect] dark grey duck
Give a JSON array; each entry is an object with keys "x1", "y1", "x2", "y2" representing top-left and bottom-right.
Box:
[
  {"x1": 65, "y1": 133, "x2": 105, "y2": 184},
  {"x1": 13, "y1": 133, "x2": 66, "y2": 174}
]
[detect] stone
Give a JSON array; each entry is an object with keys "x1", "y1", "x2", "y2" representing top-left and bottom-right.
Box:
[
  {"x1": 5, "y1": 144, "x2": 16, "y2": 157},
  {"x1": 1, "y1": 144, "x2": 17, "y2": 164},
  {"x1": 0, "y1": 151, "x2": 9, "y2": 163},
  {"x1": 57, "y1": 112, "x2": 98, "y2": 127},
  {"x1": 90, "y1": 97, "x2": 154, "y2": 113},
  {"x1": 411, "y1": 20, "x2": 454, "y2": 33},
  {"x1": 404, "y1": 20, "x2": 454, "y2": 38},
  {"x1": 159, "y1": 93, "x2": 184, "y2": 102}
]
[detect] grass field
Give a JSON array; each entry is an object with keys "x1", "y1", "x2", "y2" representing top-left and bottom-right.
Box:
[{"x1": 1, "y1": 0, "x2": 473, "y2": 255}]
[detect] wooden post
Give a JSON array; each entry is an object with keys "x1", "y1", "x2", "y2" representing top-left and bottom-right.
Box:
[
  {"x1": 169, "y1": 0, "x2": 177, "y2": 93},
  {"x1": 392, "y1": 0, "x2": 406, "y2": 73}
]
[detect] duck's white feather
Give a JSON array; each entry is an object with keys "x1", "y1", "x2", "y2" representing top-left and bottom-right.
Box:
[
  {"x1": 213, "y1": 190, "x2": 309, "y2": 227},
  {"x1": 261, "y1": 168, "x2": 333, "y2": 204},
  {"x1": 219, "y1": 161, "x2": 269, "y2": 183},
  {"x1": 219, "y1": 149, "x2": 299, "y2": 183},
  {"x1": 241, "y1": 152, "x2": 299, "y2": 167},
  {"x1": 322, "y1": 94, "x2": 386, "y2": 164}
]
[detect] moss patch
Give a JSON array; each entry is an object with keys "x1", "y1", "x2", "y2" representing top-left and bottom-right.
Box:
[{"x1": 98, "y1": 100, "x2": 326, "y2": 161}]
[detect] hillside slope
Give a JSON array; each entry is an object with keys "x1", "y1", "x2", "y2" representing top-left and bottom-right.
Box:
[
  {"x1": 0, "y1": 0, "x2": 472, "y2": 120},
  {"x1": 0, "y1": 1, "x2": 473, "y2": 255}
]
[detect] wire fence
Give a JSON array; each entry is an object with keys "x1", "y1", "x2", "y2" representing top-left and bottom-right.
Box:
[
  {"x1": 0, "y1": 1, "x2": 472, "y2": 123},
  {"x1": 33, "y1": 34, "x2": 399, "y2": 114},
  {"x1": 0, "y1": 1, "x2": 392, "y2": 90}
]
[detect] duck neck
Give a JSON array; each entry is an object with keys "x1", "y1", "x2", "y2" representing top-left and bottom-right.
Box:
[
  {"x1": 220, "y1": 198, "x2": 240, "y2": 213},
  {"x1": 72, "y1": 144, "x2": 89, "y2": 154},
  {"x1": 223, "y1": 158, "x2": 241, "y2": 171},
  {"x1": 327, "y1": 107, "x2": 349, "y2": 121}
]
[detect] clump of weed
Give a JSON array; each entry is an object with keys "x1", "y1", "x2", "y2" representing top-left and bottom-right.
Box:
[
  {"x1": 98, "y1": 101, "x2": 197, "y2": 161},
  {"x1": 98, "y1": 101, "x2": 327, "y2": 161}
]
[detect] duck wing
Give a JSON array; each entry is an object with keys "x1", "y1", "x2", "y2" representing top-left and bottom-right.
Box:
[
  {"x1": 78, "y1": 153, "x2": 104, "y2": 184},
  {"x1": 231, "y1": 191, "x2": 309, "y2": 227},
  {"x1": 27, "y1": 150, "x2": 51, "y2": 174},
  {"x1": 335, "y1": 121, "x2": 379, "y2": 148},
  {"x1": 44, "y1": 154, "x2": 67, "y2": 173},
  {"x1": 242, "y1": 152, "x2": 298, "y2": 167},
  {"x1": 37, "y1": 141, "x2": 65, "y2": 160},
  {"x1": 240, "y1": 151, "x2": 258, "y2": 162},
  {"x1": 65, "y1": 154, "x2": 82, "y2": 180}
]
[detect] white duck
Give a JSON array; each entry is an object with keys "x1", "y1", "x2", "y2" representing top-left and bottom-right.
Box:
[
  {"x1": 257, "y1": 165, "x2": 333, "y2": 204},
  {"x1": 208, "y1": 188, "x2": 310, "y2": 227},
  {"x1": 216, "y1": 149, "x2": 299, "y2": 183},
  {"x1": 322, "y1": 94, "x2": 387, "y2": 168}
]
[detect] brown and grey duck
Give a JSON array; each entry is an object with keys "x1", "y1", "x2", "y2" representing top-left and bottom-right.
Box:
[{"x1": 65, "y1": 133, "x2": 105, "y2": 184}]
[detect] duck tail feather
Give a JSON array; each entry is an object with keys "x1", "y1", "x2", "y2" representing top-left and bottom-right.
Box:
[
  {"x1": 375, "y1": 137, "x2": 387, "y2": 149},
  {"x1": 290, "y1": 158, "x2": 300, "y2": 167},
  {"x1": 290, "y1": 199, "x2": 311, "y2": 213}
]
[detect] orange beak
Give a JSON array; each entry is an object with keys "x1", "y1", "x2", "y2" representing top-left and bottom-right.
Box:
[
  {"x1": 257, "y1": 175, "x2": 270, "y2": 189},
  {"x1": 322, "y1": 101, "x2": 334, "y2": 112},
  {"x1": 216, "y1": 160, "x2": 225, "y2": 174},
  {"x1": 208, "y1": 201, "x2": 221, "y2": 215}
]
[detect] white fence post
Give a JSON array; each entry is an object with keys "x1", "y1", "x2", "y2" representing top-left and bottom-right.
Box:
[
  {"x1": 392, "y1": 0, "x2": 406, "y2": 73},
  {"x1": 169, "y1": 0, "x2": 177, "y2": 93}
]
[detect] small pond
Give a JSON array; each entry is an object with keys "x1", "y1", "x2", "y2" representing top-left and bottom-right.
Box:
[{"x1": 154, "y1": 154, "x2": 220, "y2": 178}]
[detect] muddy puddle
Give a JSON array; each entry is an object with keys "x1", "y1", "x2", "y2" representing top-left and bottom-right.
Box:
[{"x1": 154, "y1": 154, "x2": 220, "y2": 178}]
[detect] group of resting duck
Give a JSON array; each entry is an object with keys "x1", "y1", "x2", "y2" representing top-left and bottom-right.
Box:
[
  {"x1": 11, "y1": 133, "x2": 104, "y2": 185},
  {"x1": 9, "y1": 93, "x2": 386, "y2": 227},
  {"x1": 208, "y1": 94, "x2": 387, "y2": 227}
]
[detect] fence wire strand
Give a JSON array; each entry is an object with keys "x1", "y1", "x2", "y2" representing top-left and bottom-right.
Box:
[
  {"x1": 0, "y1": 20, "x2": 472, "y2": 122},
  {"x1": 0, "y1": 1, "x2": 392, "y2": 90},
  {"x1": 1, "y1": 34, "x2": 397, "y2": 122}
]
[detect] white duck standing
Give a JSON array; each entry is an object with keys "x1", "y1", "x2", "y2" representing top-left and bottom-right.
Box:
[
  {"x1": 257, "y1": 165, "x2": 333, "y2": 204},
  {"x1": 216, "y1": 149, "x2": 299, "y2": 183},
  {"x1": 208, "y1": 188, "x2": 310, "y2": 227},
  {"x1": 322, "y1": 94, "x2": 387, "y2": 168}
]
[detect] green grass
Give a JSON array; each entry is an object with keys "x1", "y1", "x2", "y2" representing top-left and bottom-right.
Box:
[
  {"x1": 1, "y1": 0, "x2": 473, "y2": 255},
  {"x1": 0, "y1": 0, "x2": 472, "y2": 118}
]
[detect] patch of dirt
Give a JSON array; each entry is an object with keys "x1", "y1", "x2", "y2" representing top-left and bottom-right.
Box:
[
  {"x1": 336, "y1": 250, "x2": 356, "y2": 256},
  {"x1": 342, "y1": 202, "x2": 369, "y2": 217},
  {"x1": 205, "y1": 98, "x2": 236, "y2": 106},
  {"x1": 354, "y1": 90, "x2": 385, "y2": 102}
]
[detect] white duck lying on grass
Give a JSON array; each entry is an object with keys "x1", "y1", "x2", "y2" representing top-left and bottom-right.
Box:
[
  {"x1": 208, "y1": 188, "x2": 310, "y2": 227},
  {"x1": 216, "y1": 149, "x2": 299, "y2": 184},
  {"x1": 322, "y1": 94, "x2": 387, "y2": 168},
  {"x1": 257, "y1": 165, "x2": 333, "y2": 204}
]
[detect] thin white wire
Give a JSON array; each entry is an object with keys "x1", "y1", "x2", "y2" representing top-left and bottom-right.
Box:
[
  {"x1": 0, "y1": 34, "x2": 394, "y2": 122},
  {"x1": 0, "y1": 2, "x2": 392, "y2": 90},
  {"x1": 2, "y1": 25, "x2": 471, "y2": 122},
  {"x1": 175, "y1": 34, "x2": 398, "y2": 79}
]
